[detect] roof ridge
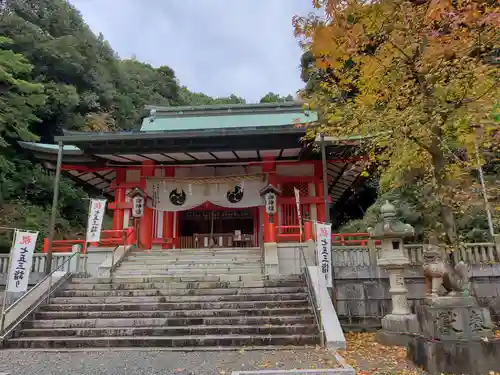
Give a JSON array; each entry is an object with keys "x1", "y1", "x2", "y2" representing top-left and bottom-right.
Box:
[{"x1": 145, "y1": 101, "x2": 307, "y2": 114}]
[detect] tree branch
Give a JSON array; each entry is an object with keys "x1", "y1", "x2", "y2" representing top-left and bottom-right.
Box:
[{"x1": 462, "y1": 80, "x2": 500, "y2": 106}]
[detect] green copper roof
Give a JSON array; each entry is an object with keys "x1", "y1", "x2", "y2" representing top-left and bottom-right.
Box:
[{"x1": 140, "y1": 102, "x2": 318, "y2": 132}]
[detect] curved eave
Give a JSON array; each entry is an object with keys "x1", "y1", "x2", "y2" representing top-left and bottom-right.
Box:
[
  {"x1": 19, "y1": 141, "x2": 97, "y2": 165},
  {"x1": 18, "y1": 141, "x2": 83, "y2": 155}
]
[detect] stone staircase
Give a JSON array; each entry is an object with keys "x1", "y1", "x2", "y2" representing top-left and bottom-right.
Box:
[
  {"x1": 114, "y1": 247, "x2": 264, "y2": 278},
  {"x1": 5, "y1": 247, "x2": 320, "y2": 349}
]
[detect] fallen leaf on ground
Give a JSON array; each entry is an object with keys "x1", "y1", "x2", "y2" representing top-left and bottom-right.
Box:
[{"x1": 340, "y1": 332, "x2": 426, "y2": 375}]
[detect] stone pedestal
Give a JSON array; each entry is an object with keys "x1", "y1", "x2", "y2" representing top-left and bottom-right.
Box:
[
  {"x1": 408, "y1": 296, "x2": 499, "y2": 374},
  {"x1": 417, "y1": 296, "x2": 494, "y2": 340},
  {"x1": 376, "y1": 313, "x2": 420, "y2": 346},
  {"x1": 375, "y1": 262, "x2": 420, "y2": 346}
]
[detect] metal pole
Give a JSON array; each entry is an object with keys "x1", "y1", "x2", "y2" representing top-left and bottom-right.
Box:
[
  {"x1": 320, "y1": 134, "x2": 337, "y2": 306},
  {"x1": 45, "y1": 141, "x2": 64, "y2": 275},
  {"x1": 475, "y1": 141, "x2": 495, "y2": 237},
  {"x1": 320, "y1": 134, "x2": 330, "y2": 223}
]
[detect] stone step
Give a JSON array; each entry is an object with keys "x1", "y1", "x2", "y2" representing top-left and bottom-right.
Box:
[
  {"x1": 18, "y1": 324, "x2": 317, "y2": 338},
  {"x1": 112, "y1": 270, "x2": 263, "y2": 275},
  {"x1": 39, "y1": 299, "x2": 309, "y2": 311},
  {"x1": 131, "y1": 249, "x2": 261, "y2": 256},
  {"x1": 123, "y1": 257, "x2": 261, "y2": 264},
  {"x1": 6, "y1": 334, "x2": 318, "y2": 349},
  {"x1": 116, "y1": 264, "x2": 262, "y2": 270},
  {"x1": 57, "y1": 287, "x2": 306, "y2": 297},
  {"x1": 70, "y1": 275, "x2": 302, "y2": 284},
  {"x1": 64, "y1": 280, "x2": 304, "y2": 290},
  {"x1": 49, "y1": 293, "x2": 308, "y2": 305},
  {"x1": 25, "y1": 315, "x2": 315, "y2": 328},
  {"x1": 34, "y1": 307, "x2": 312, "y2": 320}
]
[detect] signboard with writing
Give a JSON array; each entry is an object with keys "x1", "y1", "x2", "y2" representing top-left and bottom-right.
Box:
[
  {"x1": 86, "y1": 199, "x2": 106, "y2": 242},
  {"x1": 132, "y1": 195, "x2": 145, "y2": 218},
  {"x1": 265, "y1": 192, "x2": 277, "y2": 215},
  {"x1": 315, "y1": 222, "x2": 332, "y2": 288},
  {"x1": 294, "y1": 187, "x2": 303, "y2": 236},
  {"x1": 7, "y1": 230, "x2": 39, "y2": 293}
]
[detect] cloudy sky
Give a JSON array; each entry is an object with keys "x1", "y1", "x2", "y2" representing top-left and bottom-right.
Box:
[{"x1": 68, "y1": 0, "x2": 315, "y2": 103}]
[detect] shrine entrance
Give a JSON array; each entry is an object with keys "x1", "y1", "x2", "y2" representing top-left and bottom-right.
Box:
[{"x1": 178, "y1": 205, "x2": 258, "y2": 249}]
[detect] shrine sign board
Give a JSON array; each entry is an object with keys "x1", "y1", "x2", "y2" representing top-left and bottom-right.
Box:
[
  {"x1": 132, "y1": 195, "x2": 145, "y2": 218},
  {"x1": 265, "y1": 192, "x2": 277, "y2": 215},
  {"x1": 315, "y1": 222, "x2": 332, "y2": 288},
  {"x1": 7, "y1": 230, "x2": 39, "y2": 293},
  {"x1": 86, "y1": 199, "x2": 106, "y2": 242}
]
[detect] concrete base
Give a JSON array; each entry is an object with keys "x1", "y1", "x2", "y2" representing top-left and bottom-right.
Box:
[
  {"x1": 408, "y1": 335, "x2": 500, "y2": 375},
  {"x1": 375, "y1": 313, "x2": 419, "y2": 346},
  {"x1": 264, "y1": 242, "x2": 278, "y2": 275},
  {"x1": 375, "y1": 330, "x2": 412, "y2": 347}
]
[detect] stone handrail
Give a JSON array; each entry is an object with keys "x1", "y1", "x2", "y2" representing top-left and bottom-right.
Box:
[
  {"x1": 0, "y1": 252, "x2": 79, "y2": 283},
  {"x1": 332, "y1": 242, "x2": 500, "y2": 267}
]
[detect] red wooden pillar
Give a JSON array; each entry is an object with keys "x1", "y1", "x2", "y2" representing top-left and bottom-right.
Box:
[
  {"x1": 162, "y1": 167, "x2": 175, "y2": 249},
  {"x1": 139, "y1": 160, "x2": 155, "y2": 249},
  {"x1": 315, "y1": 162, "x2": 326, "y2": 223},
  {"x1": 112, "y1": 168, "x2": 126, "y2": 231},
  {"x1": 174, "y1": 211, "x2": 180, "y2": 248},
  {"x1": 262, "y1": 159, "x2": 277, "y2": 243}
]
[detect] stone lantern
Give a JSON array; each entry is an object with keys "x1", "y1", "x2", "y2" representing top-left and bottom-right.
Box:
[{"x1": 368, "y1": 201, "x2": 419, "y2": 345}]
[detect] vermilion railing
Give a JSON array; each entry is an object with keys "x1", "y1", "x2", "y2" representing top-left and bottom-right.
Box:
[
  {"x1": 42, "y1": 228, "x2": 135, "y2": 253},
  {"x1": 331, "y1": 232, "x2": 381, "y2": 246},
  {"x1": 274, "y1": 229, "x2": 380, "y2": 246}
]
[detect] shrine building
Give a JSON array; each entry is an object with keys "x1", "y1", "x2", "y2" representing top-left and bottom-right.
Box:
[{"x1": 19, "y1": 102, "x2": 365, "y2": 250}]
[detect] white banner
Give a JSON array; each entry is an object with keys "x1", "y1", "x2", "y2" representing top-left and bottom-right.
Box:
[
  {"x1": 315, "y1": 222, "x2": 332, "y2": 288},
  {"x1": 86, "y1": 199, "x2": 107, "y2": 242},
  {"x1": 146, "y1": 179, "x2": 265, "y2": 212},
  {"x1": 294, "y1": 187, "x2": 302, "y2": 236},
  {"x1": 7, "y1": 230, "x2": 39, "y2": 293}
]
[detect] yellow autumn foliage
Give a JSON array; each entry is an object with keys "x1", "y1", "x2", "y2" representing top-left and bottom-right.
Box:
[{"x1": 294, "y1": 0, "x2": 499, "y2": 243}]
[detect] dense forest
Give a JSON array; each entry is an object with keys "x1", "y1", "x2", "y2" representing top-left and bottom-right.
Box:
[{"x1": 0, "y1": 0, "x2": 297, "y2": 252}]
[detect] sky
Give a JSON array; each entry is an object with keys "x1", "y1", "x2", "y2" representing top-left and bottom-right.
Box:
[{"x1": 68, "y1": 0, "x2": 316, "y2": 103}]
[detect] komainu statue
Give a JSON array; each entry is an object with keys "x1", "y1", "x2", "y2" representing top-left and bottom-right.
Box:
[{"x1": 422, "y1": 244, "x2": 471, "y2": 297}]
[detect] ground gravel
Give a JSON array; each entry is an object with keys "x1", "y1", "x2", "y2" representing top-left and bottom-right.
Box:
[{"x1": 0, "y1": 348, "x2": 341, "y2": 375}]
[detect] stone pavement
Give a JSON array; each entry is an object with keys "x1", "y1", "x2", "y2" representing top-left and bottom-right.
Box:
[{"x1": 0, "y1": 348, "x2": 341, "y2": 375}]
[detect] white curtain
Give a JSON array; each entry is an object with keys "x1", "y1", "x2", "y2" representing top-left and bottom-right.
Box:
[{"x1": 146, "y1": 179, "x2": 265, "y2": 212}]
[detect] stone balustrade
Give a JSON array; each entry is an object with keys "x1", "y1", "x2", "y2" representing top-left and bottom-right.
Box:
[
  {"x1": 331, "y1": 242, "x2": 500, "y2": 268},
  {"x1": 0, "y1": 252, "x2": 85, "y2": 285}
]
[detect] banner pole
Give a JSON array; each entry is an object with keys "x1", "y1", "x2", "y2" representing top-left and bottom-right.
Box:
[
  {"x1": 1, "y1": 230, "x2": 18, "y2": 333},
  {"x1": 314, "y1": 220, "x2": 325, "y2": 347},
  {"x1": 320, "y1": 134, "x2": 330, "y2": 223},
  {"x1": 83, "y1": 199, "x2": 92, "y2": 277}
]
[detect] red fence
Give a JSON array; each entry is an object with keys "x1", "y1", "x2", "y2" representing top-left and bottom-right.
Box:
[
  {"x1": 273, "y1": 229, "x2": 379, "y2": 246},
  {"x1": 42, "y1": 228, "x2": 135, "y2": 253},
  {"x1": 331, "y1": 232, "x2": 380, "y2": 246}
]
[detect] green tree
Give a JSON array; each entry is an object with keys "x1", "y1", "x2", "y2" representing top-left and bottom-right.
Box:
[
  {"x1": 0, "y1": 36, "x2": 45, "y2": 150},
  {"x1": 260, "y1": 92, "x2": 294, "y2": 103}
]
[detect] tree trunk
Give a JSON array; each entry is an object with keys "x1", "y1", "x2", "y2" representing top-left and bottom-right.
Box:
[{"x1": 430, "y1": 133, "x2": 458, "y2": 248}]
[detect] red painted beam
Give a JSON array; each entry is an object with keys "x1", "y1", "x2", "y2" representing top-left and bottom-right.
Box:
[{"x1": 108, "y1": 202, "x2": 133, "y2": 210}]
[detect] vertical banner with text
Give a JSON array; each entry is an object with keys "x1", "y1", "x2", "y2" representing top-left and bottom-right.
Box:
[
  {"x1": 7, "y1": 230, "x2": 39, "y2": 293},
  {"x1": 294, "y1": 187, "x2": 303, "y2": 237},
  {"x1": 315, "y1": 222, "x2": 332, "y2": 287},
  {"x1": 86, "y1": 199, "x2": 107, "y2": 242}
]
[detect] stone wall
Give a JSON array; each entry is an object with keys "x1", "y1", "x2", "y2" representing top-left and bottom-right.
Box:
[{"x1": 332, "y1": 244, "x2": 500, "y2": 329}]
